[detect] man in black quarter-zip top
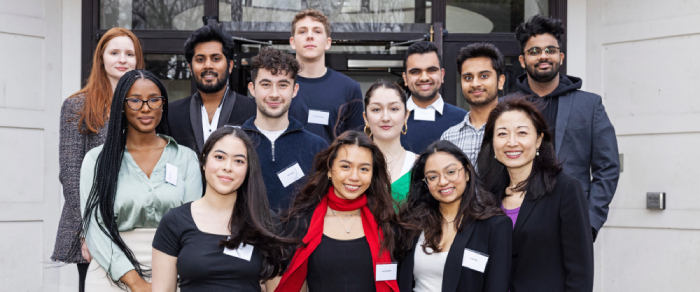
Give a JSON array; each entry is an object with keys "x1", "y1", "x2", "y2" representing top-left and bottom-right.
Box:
[{"x1": 241, "y1": 46, "x2": 328, "y2": 213}]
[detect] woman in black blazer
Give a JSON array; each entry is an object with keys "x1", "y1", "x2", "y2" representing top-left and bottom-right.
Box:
[
  {"x1": 477, "y1": 97, "x2": 594, "y2": 292},
  {"x1": 397, "y1": 140, "x2": 512, "y2": 292}
]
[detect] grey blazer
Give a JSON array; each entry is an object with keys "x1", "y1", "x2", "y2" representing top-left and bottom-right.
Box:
[{"x1": 502, "y1": 90, "x2": 620, "y2": 233}]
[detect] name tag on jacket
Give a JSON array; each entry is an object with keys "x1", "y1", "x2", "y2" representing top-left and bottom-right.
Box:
[{"x1": 462, "y1": 248, "x2": 489, "y2": 273}]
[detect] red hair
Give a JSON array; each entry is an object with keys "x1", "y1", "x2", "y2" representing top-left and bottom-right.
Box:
[{"x1": 74, "y1": 27, "x2": 144, "y2": 133}]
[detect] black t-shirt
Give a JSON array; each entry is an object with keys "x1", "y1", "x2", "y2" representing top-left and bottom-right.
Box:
[
  {"x1": 307, "y1": 235, "x2": 376, "y2": 292},
  {"x1": 152, "y1": 202, "x2": 263, "y2": 292}
]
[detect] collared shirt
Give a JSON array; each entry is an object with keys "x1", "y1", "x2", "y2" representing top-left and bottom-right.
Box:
[
  {"x1": 201, "y1": 88, "x2": 228, "y2": 142},
  {"x1": 406, "y1": 94, "x2": 445, "y2": 115},
  {"x1": 80, "y1": 134, "x2": 202, "y2": 281},
  {"x1": 440, "y1": 111, "x2": 485, "y2": 166}
]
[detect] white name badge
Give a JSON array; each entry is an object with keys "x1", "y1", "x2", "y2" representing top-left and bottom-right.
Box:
[
  {"x1": 165, "y1": 163, "x2": 178, "y2": 186},
  {"x1": 223, "y1": 241, "x2": 255, "y2": 261},
  {"x1": 308, "y1": 109, "x2": 330, "y2": 125},
  {"x1": 413, "y1": 107, "x2": 436, "y2": 121},
  {"x1": 375, "y1": 263, "x2": 398, "y2": 281},
  {"x1": 462, "y1": 248, "x2": 489, "y2": 273},
  {"x1": 277, "y1": 163, "x2": 305, "y2": 188}
]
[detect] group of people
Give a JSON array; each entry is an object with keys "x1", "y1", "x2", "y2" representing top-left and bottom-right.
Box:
[{"x1": 51, "y1": 8, "x2": 619, "y2": 292}]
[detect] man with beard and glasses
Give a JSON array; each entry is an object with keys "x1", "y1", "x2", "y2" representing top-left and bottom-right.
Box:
[
  {"x1": 400, "y1": 41, "x2": 467, "y2": 154},
  {"x1": 440, "y1": 43, "x2": 505, "y2": 167},
  {"x1": 168, "y1": 24, "x2": 256, "y2": 154},
  {"x1": 242, "y1": 47, "x2": 328, "y2": 212},
  {"x1": 508, "y1": 15, "x2": 619, "y2": 241}
]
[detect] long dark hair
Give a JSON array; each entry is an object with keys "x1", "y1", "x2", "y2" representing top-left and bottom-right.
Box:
[
  {"x1": 476, "y1": 96, "x2": 562, "y2": 202},
  {"x1": 281, "y1": 130, "x2": 398, "y2": 256},
  {"x1": 397, "y1": 140, "x2": 502, "y2": 258},
  {"x1": 200, "y1": 126, "x2": 293, "y2": 280},
  {"x1": 74, "y1": 69, "x2": 169, "y2": 288}
]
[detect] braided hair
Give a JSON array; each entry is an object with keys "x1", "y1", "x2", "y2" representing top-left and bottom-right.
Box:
[{"x1": 72, "y1": 69, "x2": 169, "y2": 287}]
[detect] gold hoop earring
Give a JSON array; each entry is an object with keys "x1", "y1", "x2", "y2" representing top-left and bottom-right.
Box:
[
  {"x1": 402, "y1": 122, "x2": 407, "y2": 135},
  {"x1": 363, "y1": 124, "x2": 372, "y2": 137}
]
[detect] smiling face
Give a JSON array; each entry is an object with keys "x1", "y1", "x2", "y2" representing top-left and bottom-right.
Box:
[
  {"x1": 519, "y1": 33, "x2": 565, "y2": 83},
  {"x1": 493, "y1": 110, "x2": 543, "y2": 173},
  {"x1": 248, "y1": 68, "x2": 299, "y2": 119},
  {"x1": 190, "y1": 41, "x2": 232, "y2": 94},
  {"x1": 424, "y1": 151, "x2": 468, "y2": 206},
  {"x1": 123, "y1": 79, "x2": 163, "y2": 134},
  {"x1": 290, "y1": 17, "x2": 331, "y2": 61},
  {"x1": 460, "y1": 56, "x2": 505, "y2": 107},
  {"x1": 363, "y1": 87, "x2": 409, "y2": 142},
  {"x1": 203, "y1": 135, "x2": 248, "y2": 196},
  {"x1": 403, "y1": 52, "x2": 445, "y2": 102},
  {"x1": 327, "y1": 145, "x2": 373, "y2": 200},
  {"x1": 103, "y1": 36, "x2": 137, "y2": 85}
]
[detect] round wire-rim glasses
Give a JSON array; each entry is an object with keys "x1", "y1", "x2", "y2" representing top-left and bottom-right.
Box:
[{"x1": 423, "y1": 167, "x2": 465, "y2": 187}]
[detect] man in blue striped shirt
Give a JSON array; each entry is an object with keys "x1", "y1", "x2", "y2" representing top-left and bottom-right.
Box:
[{"x1": 440, "y1": 43, "x2": 506, "y2": 167}]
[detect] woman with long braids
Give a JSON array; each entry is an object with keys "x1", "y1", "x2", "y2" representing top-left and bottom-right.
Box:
[
  {"x1": 78, "y1": 69, "x2": 202, "y2": 291},
  {"x1": 52, "y1": 27, "x2": 143, "y2": 291},
  {"x1": 152, "y1": 127, "x2": 292, "y2": 291},
  {"x1": 396, "y1": 140, "x2": 511, "y2": 292},
  {"x1": 476, "y1": 97, "x2": 593, "y2": 292},
  {"x1": 362, "y1": 81, "x2": 418, "y2": 204},
  {"x1": 276, "y1": 130, "x2": 400, "y2": 292}
]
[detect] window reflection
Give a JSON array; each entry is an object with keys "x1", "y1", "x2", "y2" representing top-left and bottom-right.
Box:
[
  {"x1": 219, "y1": 0, "x2": 432, "y2": 33},
  {"x1": 446, "y1": 0, "x2": 548, "y2": 34},
  {"x1": 145, "y1": 54, "x2": 192, "y2": 103},
  {"x1": 100, "y1": 0, "x2": 204, "y2": 30}
]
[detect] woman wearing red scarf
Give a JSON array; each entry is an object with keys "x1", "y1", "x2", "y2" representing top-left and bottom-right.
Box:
[{"x1": 276, "y1": 130, "x2": 400, "y2": 292}]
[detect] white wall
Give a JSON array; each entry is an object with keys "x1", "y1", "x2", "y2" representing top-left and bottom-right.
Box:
[{"x1": 569, "y1": 0, "x2": 700, "y2": 291}]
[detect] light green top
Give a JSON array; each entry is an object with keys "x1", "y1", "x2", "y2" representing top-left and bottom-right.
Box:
[{"x1": 80, "y1": 134, "x2": 202, "y2": 281}]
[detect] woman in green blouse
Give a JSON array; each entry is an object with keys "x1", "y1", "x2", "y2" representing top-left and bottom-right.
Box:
[
  {"x1": 363, "y1": 81, "x2": 418, "y2": 204},
  {"x1": 78, "y1": 69, "x2": 202, "y2": 291}
]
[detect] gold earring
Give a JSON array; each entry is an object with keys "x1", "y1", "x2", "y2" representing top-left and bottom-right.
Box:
[
  {"x1": 363, "y1": 124, "x2": 372, "y2": 137},
  {"x1": 402, "y1": 122, "x2": 407, "y2": 135}
]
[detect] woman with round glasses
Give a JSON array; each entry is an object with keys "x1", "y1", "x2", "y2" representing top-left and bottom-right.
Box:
[
  {"x1": 396, "y1": 140, "x2": 511, "y2": 292},
  {"x1": 77, "y1": 69, "x2": 203, "y2": 291},
  {"x1": 477, "y1": 97, "x2": 593, "y2": 292}
]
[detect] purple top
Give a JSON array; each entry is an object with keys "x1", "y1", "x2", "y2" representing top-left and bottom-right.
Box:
[{"x1": 501, "y1": 204, "x2": 521, "y2": 229}]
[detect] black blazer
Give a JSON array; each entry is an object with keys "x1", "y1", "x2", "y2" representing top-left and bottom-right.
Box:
[
  {"x1": 510, "y1": 172, "x2": 594, "y2": 292},
  {"x1": 398, "y1": 215, "x2": 512, "y2": 292},
  {"x1": 168, "y1": 87, "x2": 256, "y2": 154}
]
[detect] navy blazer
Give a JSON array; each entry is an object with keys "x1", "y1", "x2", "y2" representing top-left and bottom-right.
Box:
[
  {"x1": 398, "y1": 215, "x2": 512, "y2": 292},
  {"x1": 167, "y1": 87, "x2": 256, "y2": 154},
  {"x1": 510, "y1": 172, "x2": 594, "y2": 292},
  {"x1": 503, "y1": 82, "x2": 620, "y2": 233}
]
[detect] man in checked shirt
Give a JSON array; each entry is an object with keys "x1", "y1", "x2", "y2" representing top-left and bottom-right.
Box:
[{"x1": 440, "y1": 43, "x2": 506, "y2": 167}]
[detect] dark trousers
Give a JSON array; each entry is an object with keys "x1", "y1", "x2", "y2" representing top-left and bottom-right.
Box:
[{"x1": 77, "y1": 263, "x2": 89, "y2": 292}]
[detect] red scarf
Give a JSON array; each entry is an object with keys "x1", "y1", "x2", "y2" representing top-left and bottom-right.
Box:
[{"x1": 276, "y1": 187, "x2": 399, "y2": 292}]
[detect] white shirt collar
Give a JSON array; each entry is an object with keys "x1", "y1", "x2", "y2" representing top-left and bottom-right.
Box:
[
  {"x1": 406, "y1": 94, "x2": 444, "y2": 115},
  {"x1": 200, "y1": 88, "x2": 227, "y2": 142}
]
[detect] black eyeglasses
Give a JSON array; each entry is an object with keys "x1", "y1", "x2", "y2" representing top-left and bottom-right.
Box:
[
  {"x1": 525, "y1": 46, "x2": 561, "y2": 56},
  {"x1": 124, "y1": 97, "x2": 165, "y2": 111}
]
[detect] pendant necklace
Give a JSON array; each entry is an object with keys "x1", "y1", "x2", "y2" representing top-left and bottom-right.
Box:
[{"x1": 330, "y1": 208, "x2": 360, "y2": 233}]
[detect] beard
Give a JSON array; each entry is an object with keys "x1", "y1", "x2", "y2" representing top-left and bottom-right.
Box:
[
  {"x1": 465, "y1": 87, "x2": 498, "y2": 107},
  {"x1": 525, "y1": 61, "x2": 560, "y2": 83},
  {"x1": 257, "y1": 100, "x2": 291, "y2": 119},
  {"x1": 194, "y1": 69, "x2": 230, "y2": 94}
]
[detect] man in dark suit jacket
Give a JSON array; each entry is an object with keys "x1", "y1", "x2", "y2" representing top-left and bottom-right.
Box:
[
  {"x1": 508, "y1": 15, "x2": 620, "y2": 241},
  {"x1": 168, "y1": 24, "x2": 256, "y2": 154}
]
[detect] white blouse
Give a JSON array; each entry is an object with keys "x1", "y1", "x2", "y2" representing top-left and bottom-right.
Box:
[{"x1": 413, "y1": 231, "x2": 450, "y2": 292}]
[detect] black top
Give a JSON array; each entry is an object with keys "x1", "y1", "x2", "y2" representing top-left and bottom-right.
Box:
[
  {"x1": 152, "y1": 202, "x2": 263, "y2": 292},
  {"x1": 509, "y1": 172, "x2": 593, "y2": 292},
  {"x1": 167, "y1": 87, "x2": 257, "y2": 154},
  {"x1": 397, "y1": 215, "x2": 512, "y2": 292},
  {"x1": 307, "y1": 235, "x2": 376, "y2": 292}
]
